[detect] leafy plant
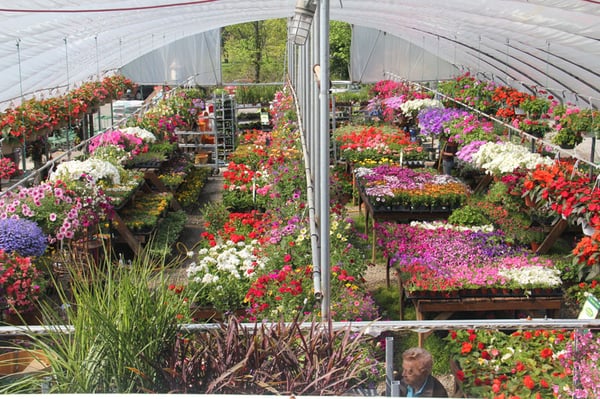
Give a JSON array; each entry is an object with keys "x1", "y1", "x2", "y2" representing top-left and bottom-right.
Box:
[
  {"x1": 161, "y1": 315, "x2": 384, "y2": 394},
  {"x1": 1, "y1": 252, "x2": 190, "y2": 393},
  {"x1": 448, "y1": 205, "x2": 491, "y2": 227}
]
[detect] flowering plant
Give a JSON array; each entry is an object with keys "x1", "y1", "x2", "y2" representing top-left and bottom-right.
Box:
[
  {"x1": 88, "y1": 129, "x2": 148, "y2": 158},
  {"x1": 50, "y1": 157, "x2": 122, "y2": 187},
  {"x1": 0, "y1": 181, "x2": 96, "y2": 243},
  {"x1": 470, "y1": 141, "x2": 553, "y2": 176},
  {"x1": 376, "y1": 221, "x2": 561, "y2": 293},
  {"x1": 0, "y1": 157, "x2": 16, "y2": 180},
  {"x1": 491, "y1": 86, "x2": 533, "y2": 119},
  {"x1": 556, "y1": 330, "x2": 600, "y2": 399},
  {"x1": 356, "y1": 165, "x2": 470, "y2": 208},
  {"x1": 445, "y1": 328, "x2": 572, "y2": 398},
  {"x1": 443, "y1": 113, "x2": 497, "y2": 144},
  {"x1": 186, "y1": 239, "x2": 266, "y2": 312},
  {"x1": 0, "y1": 218, "x2": 47, "y2": 257},
  {"x1": 334, "y1": 125, "x2": 409, "y2": 163},
  {"x1": 399, "y1": 98, "x2": 443, "y2": 120},
  {"x1": 437, "y1": 72, "x2": 499, "y2": 114},
  {"x1": 417, "y1": 107, "x2": 469, "y2": 138},
  {"x1": 0, "y1": 249, "x2": 44, "y2": 315}
]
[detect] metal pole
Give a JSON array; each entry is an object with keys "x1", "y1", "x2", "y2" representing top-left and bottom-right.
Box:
[
  {"x1": 318, "y1": 0, "x2": 331, "y2": 323},
  {"x1": 16, "y1": 39, "x2": 27, "y2": 172},
  {"x1": 385, "y1": 336, "x2": 395, "y2": 396}
]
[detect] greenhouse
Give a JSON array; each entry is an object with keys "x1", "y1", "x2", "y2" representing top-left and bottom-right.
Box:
[{"x1": 1, "y1": 1, "x2": 600, "y2": 397}]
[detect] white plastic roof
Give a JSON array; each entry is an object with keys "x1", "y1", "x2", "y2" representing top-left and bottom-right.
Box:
[{"x1": 1, "y1": 0, "x2": 599, "y2": 109}]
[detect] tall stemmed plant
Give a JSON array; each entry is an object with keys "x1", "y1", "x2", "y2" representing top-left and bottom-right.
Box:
[{"x1": 1, "y1": 249, "x2": 189, "y2": 393}]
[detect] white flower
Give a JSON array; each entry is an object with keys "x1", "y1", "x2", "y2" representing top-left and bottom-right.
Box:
[
  {"x1": 498, "y1": 265, "x2": 562, "y2": 288},
  {"x1": 50, "y1": 157, "x2": 121, "y2": 185},
  {"x1": 470, "y1": 141, "x2": 552, "y2": 175},
  {"x1": 400, "y1": 98, "x2": 444, "y2": 116}
]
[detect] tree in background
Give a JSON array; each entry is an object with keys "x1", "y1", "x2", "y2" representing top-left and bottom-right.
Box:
[
  {"x1": 222, "y1": 20, "x2": 287, "y2": 83},
  {"x1": 329, "y1": 21, "x2": 351, "y2": 81},
  {"x1": 221, "y1": 20, "x2": 351, "y2": 83}
]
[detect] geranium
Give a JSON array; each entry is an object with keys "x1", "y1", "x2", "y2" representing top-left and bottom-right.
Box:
[
  {"x1": 0, "y1": 249, "x2": 44, "y2": 315},
  {"x1": 245, "y1": 264, "x2": 316, "y2": 321},
  {"x1": 0, "y1": 218, "x2": 47, "y2": 257},
  {"x1": 446, "y1": 328, "x2": 572, "y2": 398},
  {"x1": 334, "y1": 125, "x2": 409, "y2": 163},
  {"x1": 186, "y1": 239, "x2": 266, "y2": 312},
  {"x1": 0, "y1": 157, "x2": 17, "y2": 180}
]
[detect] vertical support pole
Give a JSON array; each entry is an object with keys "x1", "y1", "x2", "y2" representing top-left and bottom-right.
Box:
[
  {"x1": 318, "y1": 0, "x2": 331, "y2": 323},
  {"x1": 385, "y1": 336, "x2": 395, "y2": 396},
  {"x1": 16, "y1": 39, "x2": 27, "y2": 172}
]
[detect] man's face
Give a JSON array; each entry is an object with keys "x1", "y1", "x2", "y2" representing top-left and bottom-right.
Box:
[{"x1": 401, "y1": 358, "x2": 428, "y2": 389}]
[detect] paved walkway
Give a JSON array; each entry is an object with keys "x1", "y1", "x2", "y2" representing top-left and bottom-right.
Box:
[{"x1": 164, "y1": 170, "x2": 224, "y2": 284}]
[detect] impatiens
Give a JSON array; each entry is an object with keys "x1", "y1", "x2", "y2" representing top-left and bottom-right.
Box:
[
  {"x1": 356, "y1": 165, "x2": 470, "y2": 208},
  {"x1": 376, "y1": 221, "x2": 562, "y2": 293},
  {"x1": 446, "y1": 328, "x2": 572, "y2": 398}
]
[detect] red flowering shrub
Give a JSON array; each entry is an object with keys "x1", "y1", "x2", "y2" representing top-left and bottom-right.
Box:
[{"x1": 0, "y1": 249, "x2": 43, "y2": 315}]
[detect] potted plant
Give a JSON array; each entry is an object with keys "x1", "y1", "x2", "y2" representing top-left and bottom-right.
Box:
[
  {"x1": 0, "y1": 249, "x2": 45, "y2": 320},
  {"x1": 0, "y1": 156, "x2": 16, "y2": 182},
  {"x1": 551, "y1": 126, "x2": 583, "y2": 149}
]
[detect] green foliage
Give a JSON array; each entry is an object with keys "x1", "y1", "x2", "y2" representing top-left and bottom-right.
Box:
[
  {"x1": 329, "y1": 21, "x2": 351, "y2": 80},
  {"x1": 448, "y1": 205, "x2": 491, "y2": 226},
  {"x1": 372, "y1": 286, "x2": 401, "y2": 319},
  {"x1": 145, "y1": 210, "x2": 188, "y2": 260},
  {"x1": 2, "y1": 254, "x2": 190, "y2": 393},
  {"x1": 221, "y1": 20, "x2": 287, "y2": 83},
  {"x1": 234, "y1": 85, "x2": 282, "y2": 105}
]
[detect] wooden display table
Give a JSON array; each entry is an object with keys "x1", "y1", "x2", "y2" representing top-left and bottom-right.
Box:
[
  {"x1": 111, "y1": 169, "x2": 181, "y2": 255},
  {"x1": 411, "y1": 295, "x2": 562, "y2": 346},
  {"x1": 358, "y1": 188, "x2": 451, "y2": 261}
]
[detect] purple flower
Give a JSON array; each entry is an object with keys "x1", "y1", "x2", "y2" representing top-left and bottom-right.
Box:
[{"x1": 0, "y1": 218, "x2": 48, "y2": 257}]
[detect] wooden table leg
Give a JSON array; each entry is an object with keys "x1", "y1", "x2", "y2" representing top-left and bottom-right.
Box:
[
  {"x1": 398, "y1": 271, "x2": 404, "y2": 320},
  {"x1": 372, "y1": 221, "x2": 376, "y2": 262}
]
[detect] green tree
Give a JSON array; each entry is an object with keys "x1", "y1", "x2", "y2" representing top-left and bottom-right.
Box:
[
  {"x1": 222, "y1": 20, "x2": 287, "y2": 83},
  {"x1": 329, "y1": 21, "x2": 351, "y2": 80},
  {"x1": 221, "y1": 19, "x2": 351, "y2": 83}
]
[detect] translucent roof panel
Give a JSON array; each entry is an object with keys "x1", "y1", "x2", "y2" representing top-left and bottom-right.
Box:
[{"x1": 1, "y1": 0, "x2": 599, "y2": 109}]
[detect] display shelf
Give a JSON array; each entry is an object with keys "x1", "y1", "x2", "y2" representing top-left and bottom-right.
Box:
[
  {"x1": 213, "y1": 92, "x2": 237, "y2": 163},
  {"x1": 109, "y1": 170, "x2": 181, "y2": 255},
  {"x1": 175, "y1": 129, "x2": 219, "y2": 172}
]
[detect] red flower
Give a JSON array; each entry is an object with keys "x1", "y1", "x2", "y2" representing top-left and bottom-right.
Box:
[
  {"x1": 540, "y1": 347, "x2": 553, "y2": 359},
  {"x1": 461, "y1": 342, "x2": 473, "y2": 354},
  {"x1": 523, "y1": 375, "x2": 535, "y2": 389}
]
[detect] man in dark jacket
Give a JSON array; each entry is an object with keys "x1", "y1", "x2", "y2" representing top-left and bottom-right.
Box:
[{"x1": 398, "y1": 347, "x2": 448, "y2": 397}]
